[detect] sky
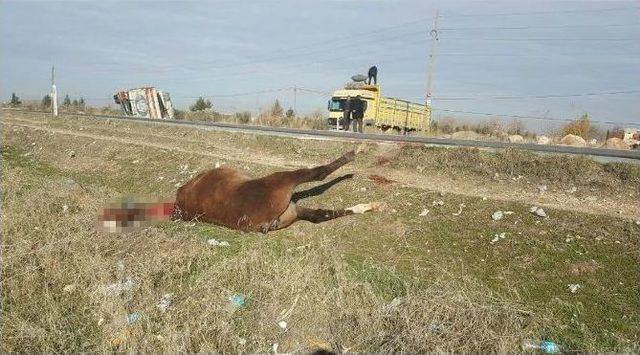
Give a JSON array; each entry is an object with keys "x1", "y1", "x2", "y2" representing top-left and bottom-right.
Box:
[{"x1": 1, "y1": 0, "x2": 639, "y2": 129}]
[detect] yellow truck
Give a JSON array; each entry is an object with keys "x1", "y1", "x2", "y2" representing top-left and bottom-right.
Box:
[{"x1": 327, "y1": 83, "x2": 431, "y2": 132}]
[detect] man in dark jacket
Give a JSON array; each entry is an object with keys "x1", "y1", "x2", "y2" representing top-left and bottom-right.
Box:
[
  {"x1": 351, "y1": 95, "x2": 366, "y2": 133},
  {"x1": 367, "y1": 66, "x2": 378, "y2": 85},
  {"x1": 342, "y1": 97, "x2": 352, "y2": 131}
]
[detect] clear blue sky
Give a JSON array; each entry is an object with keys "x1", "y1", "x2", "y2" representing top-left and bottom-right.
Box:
[{"x1": 1, "y1": 0, "x2": 639, "y2": 128}]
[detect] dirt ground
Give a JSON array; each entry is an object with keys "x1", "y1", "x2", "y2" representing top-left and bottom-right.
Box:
[{"x1": 2, "y1": 110, "x2": 639, "y2": 353}]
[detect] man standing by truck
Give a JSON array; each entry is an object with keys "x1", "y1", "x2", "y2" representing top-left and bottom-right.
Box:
[
  {"x1": 351, "y1": 95, "x2": 366, "y2": 133},
  {"x1": 342, "y1": 96, "x2": 353, "y2": 131},
  {"x1": 367, "y1": 65, "x2": 378, "y2": 85}
]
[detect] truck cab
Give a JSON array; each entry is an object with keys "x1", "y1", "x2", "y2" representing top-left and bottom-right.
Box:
[{"x1": 327, "y1": 84, "x2": 379, "y2": 128}]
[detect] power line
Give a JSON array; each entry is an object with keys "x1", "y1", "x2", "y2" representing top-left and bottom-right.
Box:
[
  {"x1": 177, "y1": 87, "x2": 292, "y2": 99},
  {"x1": 443, "y1": 6, "x2": 639, "y2": 18},
  {"x1": 440, "y1": 37, "x2": 638, "y2": 41},
  {"x1": 439, "y1": 23, "x2": 639, "y2": 31},
  {"x1": 434, "y1": 90, "x2": 640, "y2": 101}
]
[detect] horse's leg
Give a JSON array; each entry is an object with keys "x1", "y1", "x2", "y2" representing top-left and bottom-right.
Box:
[
  {"x1": 283, "y1": 150, "x2": 356, "y2": 186},
  {"x1": 295, "y1": 202, "x2": 380, "y2": 224},
  {"x1": 267, "y1": 201, "x2": 380, "y2": 231}
]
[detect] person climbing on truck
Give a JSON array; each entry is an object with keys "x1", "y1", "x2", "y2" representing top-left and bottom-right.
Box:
[
  {"x1": 351, "y1": 95, "x2": 366, "y2": 133},
  {"x1": 342, "y1": 96, "x2": 353, "y2": 131},
  {"x1": 367, "y1": 66, "x2": 378, "y2": 85}
]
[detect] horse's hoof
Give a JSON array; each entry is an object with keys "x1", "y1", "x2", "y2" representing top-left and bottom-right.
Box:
[
  {"x1": 346, "y1": 202, "x2": 381, "y2": 214},
  {"x1": 343, "y1": 150, "x2": 356, "y2": 162}
]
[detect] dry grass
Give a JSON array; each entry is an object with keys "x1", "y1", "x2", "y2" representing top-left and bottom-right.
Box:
[
  {"x1": 430, "y1": 117, "x2": 536, "y2": 140},
  {"x1": 391, "y1": 145, "x2": 640, "y2": 191},
  {"x1": 176, "y1": 108, "x2": 327, "y2": 130},
  {"x1": 2, "y1": 111, "x2": 639, "y2": 352},
  {"x1": 1, "y1": 153, "x2": 532, "y2": 352}
]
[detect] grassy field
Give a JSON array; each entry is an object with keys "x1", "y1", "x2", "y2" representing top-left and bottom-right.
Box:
[{"x1": 2, "y1": 111, "x2": 639, "y2": 353}]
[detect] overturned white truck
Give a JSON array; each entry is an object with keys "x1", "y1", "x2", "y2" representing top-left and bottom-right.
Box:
[{"x1": 113, "y1": 87, "x2": 175, "y2": 119}]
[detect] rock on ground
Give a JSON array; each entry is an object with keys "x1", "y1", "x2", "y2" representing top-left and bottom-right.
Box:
[
  {"x1": 604, "y1": 137, "x2": 630, "y2": 150},
  {"x1": 507, "y1": 135, "x2": 524, "y2": 143},
  {"x1": 536, "y1": 135, "x2": 551, "y2": 145},
  {"x1": 560, "y1": 134, "x2": 586, "y2": 147}
]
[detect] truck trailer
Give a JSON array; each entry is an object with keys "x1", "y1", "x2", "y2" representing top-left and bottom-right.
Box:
[
  {"x1": 114, "y1": 87, "x2": 175, "y2": 120},
  {"x1": 327, "y1": 82, "x2": 430, "y2": 132}
]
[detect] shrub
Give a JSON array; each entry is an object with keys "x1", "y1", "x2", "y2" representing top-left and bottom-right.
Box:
[
  {"x1": 234, "y1": 111, "x2": 251, "y2": 124},
  {"x1": 189, "y1": 97, "x2": 212, "y2": 112},
  {"x1": 270, "y1": 99, "x2": 284, "y2": 117},
  {"x1": 561, "y1": 114, "x2": 591, "y2": 139}
]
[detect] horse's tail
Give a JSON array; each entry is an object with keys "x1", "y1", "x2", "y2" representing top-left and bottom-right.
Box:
[{"x1": 98, "y1": 198, "x2": 176, "y2": 233}]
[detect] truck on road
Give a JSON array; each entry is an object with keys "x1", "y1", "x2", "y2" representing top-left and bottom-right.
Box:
[
  {"x1": 114, "y1": 87, "x2": 175, "y2": 120},
  {"x1": 327, "y1": 82, "x2": 430, "y2": 133}
]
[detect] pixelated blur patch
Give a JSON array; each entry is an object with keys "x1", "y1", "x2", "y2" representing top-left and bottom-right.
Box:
[{"x1": 97, "y1": 197, "x2": 174, "y2": 234}]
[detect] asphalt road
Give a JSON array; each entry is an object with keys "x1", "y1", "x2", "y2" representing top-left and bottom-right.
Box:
[{"x1": 4, "y1": 109, "x2": 639, "y2": 162}]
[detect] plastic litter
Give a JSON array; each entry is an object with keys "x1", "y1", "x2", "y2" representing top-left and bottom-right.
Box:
[
  {"x1": 530, "y1": 206, "x2": 547, "y2": 218},
  {"x1": 432, "y1": 200, "x2": 444, "y2": 206},
  {"x1": 278, "y1": 320, "x2": 288, "y2": 329},
  {"x1": 208, "y1": 239, "x2": 230, "y2": 247},
  {"x1": 568, "y1": 284, "x2": 582, "y2": 293},
  {"x1": 62, "y1": 205, "x2": 69, "y2": 213},
  {"x1": 522, "y1": 340, "x2": 560, "y2": 353},
  {"x1": 157, "y1": 293, "x2": 174, "y2": 312},
  {"x1": 126, "y1": 312, "x2": 142, "y2": 324},
  {"x1": 63, "y1": 284, "x2": 77, "y2": 293},
  {"x1": 101, "y1": 277, "x2": 135, "y2": 295},
  {"x1": 490, "y1": 232, "x2": 507, "y2": 245},
  {"x1": 419, "y1": 208, "x2": 429, "y2": 217},
  {"x1": 452, "y1": 203, "x2": 465, "y2": 216},
  {"x1": 491, "y1": 211, "x2": 504, "y2": 221},
  {"x1": 229, "y1": 294, "x2": 246, "y2": 307}
]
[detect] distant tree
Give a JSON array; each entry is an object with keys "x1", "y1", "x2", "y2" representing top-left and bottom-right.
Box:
[
  {"x1": 190, "y1": 97, "x2": 212, "y2": 112},
  {"x1": 63, "y1": 94, "x2": 71, "y2": 106},
  {"x1": 41, "y1": 94, "x2": 52, "y2": 108},
  {"x1": 285, "y1": 108, "x2": 295, "y2": 118},
  {"x1": 72, "y1": 99, "x2": 79, "y2": 107},
  {"x1": 10, "y1": 93, "x2": 22, "y2": 106},
  {"x1": 270, "y1": 99, "x2": 284, "y2": 117}
]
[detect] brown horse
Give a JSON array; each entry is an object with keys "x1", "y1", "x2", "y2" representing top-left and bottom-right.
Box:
[{"x1": 100, "y1": 150, "x2": 379, "y2": 233}]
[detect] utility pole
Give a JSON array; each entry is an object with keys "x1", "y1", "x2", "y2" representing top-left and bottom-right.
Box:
[
  {"x1": 426, "y1": 9, "x2": 439, "y2": 107},
  {"x1": 293, "y1": 86, "x2": 297, "y2": 114},
  {"x1": 51, "y1": 65, "x2": 58, "y2": 116}
]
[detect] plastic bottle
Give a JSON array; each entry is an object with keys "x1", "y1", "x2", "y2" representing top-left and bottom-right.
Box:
[{"x1": 522, "y1": 340, "x2": 560, "y2": 354}]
